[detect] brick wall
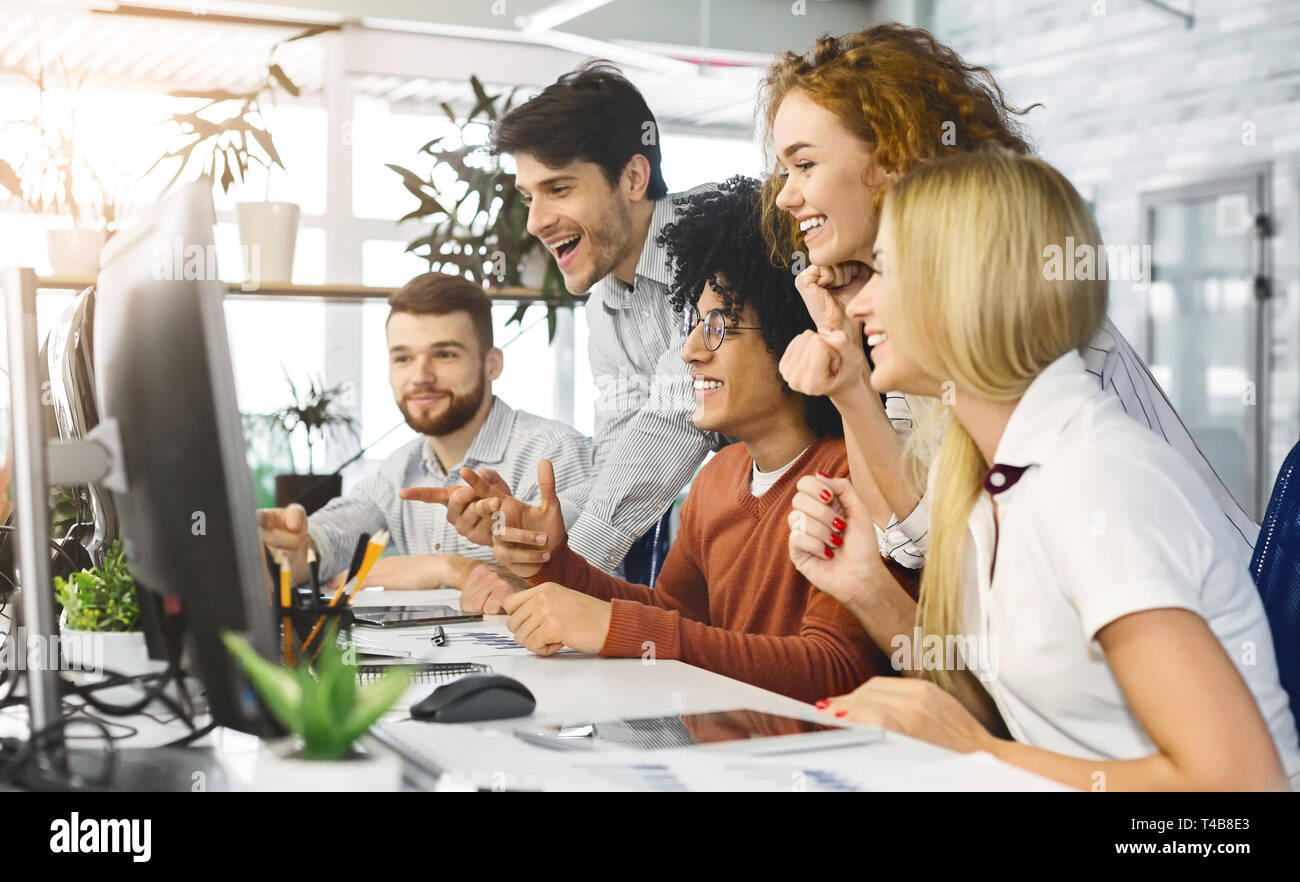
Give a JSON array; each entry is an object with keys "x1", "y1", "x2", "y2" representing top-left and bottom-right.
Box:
[{"x1": 923, "y1": 0, "x2": 1300, "y2": 515}]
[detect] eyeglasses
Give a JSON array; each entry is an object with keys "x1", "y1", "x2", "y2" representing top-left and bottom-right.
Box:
[{"x1": 681, "y1": 305, "x2": 763, "y2": 352}]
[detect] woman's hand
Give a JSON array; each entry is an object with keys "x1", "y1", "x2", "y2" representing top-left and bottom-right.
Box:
[
  {"x1": 779, "y1": 327, "x2": 868, "y2": 399},
  {"x1": 818, "y1": 677, "x2": 996, "y2": 755},
  {"x1": 794, "y1": 262, "x2": 871, "y2": 332},
  {"x1": 788, "y1": 473, "x2": 889, "y2": 614}
]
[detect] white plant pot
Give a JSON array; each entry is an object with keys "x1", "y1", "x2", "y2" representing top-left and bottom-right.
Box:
[
  {"x1": 235, "y1": 201, "x2": 300, "y2": 285},
  {"x1": 45, "y1": 228, "x2": 106, "y2": 277},
  {"x1": 59, "y1": 616, "x2": 168, "y2": 705},
  {"x1": 253, "y1": 737, "x2": 403, "y2": 792}
]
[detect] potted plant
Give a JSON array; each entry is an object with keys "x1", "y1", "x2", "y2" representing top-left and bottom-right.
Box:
[
  {"x1": 0, "y1": 63, "x2": 122, "y2": 276},
  {"x1": 54, "y1": 540, "x2": 165, "y2": 695},
  {"x1": 387, "y1": 74, "x2": 573, "y2": 341},
  {"x1": 146, "y1": 24, "x2": 332, "y2": 284},
  {"x1": 247, "y1": 370, "x2": 360, "y2": 514},
  {"x1": 222, "y1": 623, "x2": 410, "y2": 791}
]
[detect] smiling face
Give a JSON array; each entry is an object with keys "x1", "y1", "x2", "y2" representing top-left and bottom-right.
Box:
[
  {"x1": 515, "y1": 153, "x2": 641, "y2": 294},
  {"x1": 387, "y1": 310, "x2": 500, "y2": 436},
  {"x1": 772, "y1": 89, "x2": 889, "y2": 267},
  {"x1": 681, "y1": 281, "x2": 791, "y2": 441},
  {"x1": 846, "y1": 215, "x2": 941, "y2": 397}
]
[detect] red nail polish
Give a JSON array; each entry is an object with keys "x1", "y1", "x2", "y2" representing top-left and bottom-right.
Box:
[
  {"x1": 835, "y1": 710, "x2": 847, "y2": 718},
  {"x1": 824, "y1": 547, "x2": 834, "y2": 559},
  {"x1": 815, "y1": 470, "x2": 830, "y2": 479},
  {"x1": 815, "y1": 700, "x2": 829, "y2": 709},
  {"x1": 830, "y1": 533, "x2": 843, "y2": 547},
  {"x1": 819, "y1": 490, "x2": 832, "y2": 502},
  {"x1": 832, "y1": 517, "x2": 847, "y2": 531}
]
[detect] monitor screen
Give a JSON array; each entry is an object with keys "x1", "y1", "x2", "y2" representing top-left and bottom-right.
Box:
[{"x1": 92, "y1": 179, "x2": 278, "y2": 734}]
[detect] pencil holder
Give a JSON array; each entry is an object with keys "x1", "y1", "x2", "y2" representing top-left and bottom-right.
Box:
[{"x1": 273, "y1": 602, "x2": 357, "y2": 665}]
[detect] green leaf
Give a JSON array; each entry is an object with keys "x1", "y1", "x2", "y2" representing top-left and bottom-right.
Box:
[
  {"x1": 221, "y1": 631, "x2": 303, "y2": 734},
  {"x1": 281, "y1": 24, "x2": 335, "y2": 44},
  {"x1": 506, "y1": 301, "x2": 531, "y2": 326},
  {"x1": 317, "y1": 623, "x2": 356, "y2": 724},
  {"x1": 299, "y1": 666, "x2": 340, "y2": 758},
  {"x1": 0, "y1": 158, "x2": 23, "y2": 199},
  {"x1": 268, "y1": 63, "x2": 301, "y2": 98},
  {"x1": 336, "y1": 666, "x2": 412, "y2": 750},
  {"x1": 248, "y1": 126, "x2": 285, "y2": 170},
  {"x1": 168, "y1": 88, "x2": 247, "y2": 102},
  {"x1": 467, "y1": 74, "x2": 499, "y2": 121},
  {"x1": 220, "y1": 148, "x2": 236, "y2": 192}
]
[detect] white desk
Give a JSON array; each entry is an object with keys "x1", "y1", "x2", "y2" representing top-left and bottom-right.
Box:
[
  {"x1": 1, "y1": 587, "x2": 1069, "y2": 791},
  {"x1": 334, "y1": 588, "x2": 1069, "y2": 792}
]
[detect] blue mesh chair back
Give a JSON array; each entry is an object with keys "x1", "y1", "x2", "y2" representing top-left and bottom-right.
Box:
[{"x1": 1250, "y1": 441, "x2": 1300, "y2": 728}]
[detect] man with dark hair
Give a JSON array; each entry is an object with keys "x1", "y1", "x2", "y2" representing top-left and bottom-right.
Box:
[
  {"x1": 473, "y1": 61, "x2": 719, "y2": 578},
  {"x1": 441, "y1": 177, "x2": 892, "y2": 702},
  {"x1": 257, "y1": 272, "x2": 593, "y2": 590}
]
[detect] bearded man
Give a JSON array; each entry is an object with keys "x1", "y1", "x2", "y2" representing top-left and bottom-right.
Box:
[{"x1": 256, "y1": 272, "x2": 593, "y2": 590}]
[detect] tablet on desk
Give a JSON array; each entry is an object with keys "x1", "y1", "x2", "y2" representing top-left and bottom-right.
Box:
[
  {"x1": 515, "y1": 708, "x2": 881, "y2": 755},
  {"x1": 351, "y1": 606, "x2": 484, "y2": 628}
]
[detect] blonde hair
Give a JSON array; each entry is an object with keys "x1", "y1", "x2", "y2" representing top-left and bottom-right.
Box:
[{"x1": 884, "y1": 151, "x2": 1108, "y2": 688}]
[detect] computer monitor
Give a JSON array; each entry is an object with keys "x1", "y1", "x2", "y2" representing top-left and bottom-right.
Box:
[{"x1": 92, "y1": 179, "x2": 278, "y2": 735}]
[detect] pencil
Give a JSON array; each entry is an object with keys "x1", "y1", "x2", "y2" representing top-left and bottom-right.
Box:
[
  {"x1": 279, "y1": 559, "x2": 294, "y2": 664},
  {"x1": 344, "y1": 530, "x2": 390, "y2": 606},
  {"x1": 308, "y1": 531, "x2": 391, "y2": 664},
  {"x1": 300, "y1": 530, "x2": 388, "y2": 661}
]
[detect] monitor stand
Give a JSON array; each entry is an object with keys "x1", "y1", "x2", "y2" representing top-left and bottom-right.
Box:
[{"x1": 11, "y1": 746, "x2": 234, "y2": 792}]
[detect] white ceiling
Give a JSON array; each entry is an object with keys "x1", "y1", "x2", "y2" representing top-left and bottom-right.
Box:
[{"x1": 0, "y1": 0, "x2": 922, "y2": 137}]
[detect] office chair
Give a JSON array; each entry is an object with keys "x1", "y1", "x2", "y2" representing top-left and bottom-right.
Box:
[{"x1": 1249, "y1": 440, "x2": 1300, "y2": 729}]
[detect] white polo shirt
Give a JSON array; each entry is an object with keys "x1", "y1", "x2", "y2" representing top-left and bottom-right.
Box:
[{"x1": 952, "y1": 350, "x2": 1300, "y2": 783}]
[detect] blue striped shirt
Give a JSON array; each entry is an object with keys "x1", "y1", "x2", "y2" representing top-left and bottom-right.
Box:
[{"x1": 567, "y1": 187, "x2": 725, "y2": 573}]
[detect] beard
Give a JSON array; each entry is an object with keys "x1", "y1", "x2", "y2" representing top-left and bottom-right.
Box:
[
  {"x1": 399, "y1": 372, "x2": 487, "y2": 436},
  {"x1": 563, "y1": 196, "x2": 635, "y2": 293}
]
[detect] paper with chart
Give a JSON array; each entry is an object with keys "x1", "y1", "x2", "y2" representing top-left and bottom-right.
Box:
[{"x1": 431, "y1": 622, "x2": 581, "y2": 660}]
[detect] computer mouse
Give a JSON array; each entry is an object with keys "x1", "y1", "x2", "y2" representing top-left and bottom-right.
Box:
[{"x1": 409, "y1": 673, "x2": 536, "y2": 723}]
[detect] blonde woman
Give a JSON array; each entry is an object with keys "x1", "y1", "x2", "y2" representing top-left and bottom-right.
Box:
[
  {"x1": 764, "y1": 25, "x2": 1259, "y2": 570},
  {"x1": 788, "y1": 151, "x2": 1300, "y2": 791}
]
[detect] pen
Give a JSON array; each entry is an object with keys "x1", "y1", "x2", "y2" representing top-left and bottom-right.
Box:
[
  {"x1": 262, "y1": 545, "x2": 278, "y2": 605},
  {"x1": 345, "y1": 532, "x2": 370, "y2": 582}
]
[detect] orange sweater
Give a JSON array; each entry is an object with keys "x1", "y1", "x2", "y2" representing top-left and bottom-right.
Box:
[{"x1": 528, "y1": 437, "x2": 889, "y2": 702}]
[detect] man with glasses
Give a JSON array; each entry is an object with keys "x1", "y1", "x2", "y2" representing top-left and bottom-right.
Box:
[{"x1": 433, "y1": 178, "x2": 891, "y2": 701}]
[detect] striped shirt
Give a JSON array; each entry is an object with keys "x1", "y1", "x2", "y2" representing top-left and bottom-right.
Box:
[
  {"x1": 566, "y1": 186, "x2": 724, "y2": 573},
  {"x1": 306, "y1": 396, "x2": 594, "y2": 580},
  {"x1": 880, "y1": 317, "x2": 1259, "y2": 566}
]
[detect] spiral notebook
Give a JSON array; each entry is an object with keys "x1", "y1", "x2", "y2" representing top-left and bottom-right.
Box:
[{"x1": 355, "y1": 662, "x2": 491, "y2": 685}]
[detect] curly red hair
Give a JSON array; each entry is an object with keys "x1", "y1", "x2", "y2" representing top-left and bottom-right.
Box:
[{"x1": 760, "y1": 23, "x2": 1040, "y2": 266}]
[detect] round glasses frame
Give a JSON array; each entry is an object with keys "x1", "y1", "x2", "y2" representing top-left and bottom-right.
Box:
[{"x1": 681, "y1": 305, "x2": 763, "y2": 352}]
